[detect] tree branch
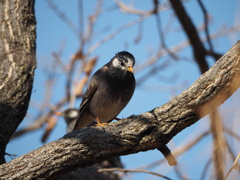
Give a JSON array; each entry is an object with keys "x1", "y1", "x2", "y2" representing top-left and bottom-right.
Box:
[
  {"x1": 1, "y1": 41, "x2": 240, "y2": 179},
  {"x1": 98, "y1": 168, "x2": 172, "y2": 180},
  {"x1": 0, "y1": 0, "x2": 36, "y2": 164},
  {"x1": 169, "y1": 0, "x2": 209, "y2": 73}
]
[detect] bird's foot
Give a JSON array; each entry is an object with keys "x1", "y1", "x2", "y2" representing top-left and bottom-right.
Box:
[
  {"x1": 96, "y1": 117, "x2": 108, "y2": 126},
  {"x1": 96, "y1": 122, "x2": 108, "y2": 126}
]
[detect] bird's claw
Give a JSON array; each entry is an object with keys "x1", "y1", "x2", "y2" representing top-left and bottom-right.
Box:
[{"x1": 96, "y1": 122, "x2": 108, "y2": 126}]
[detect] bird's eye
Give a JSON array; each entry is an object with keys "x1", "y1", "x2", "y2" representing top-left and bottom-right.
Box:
[{"x1": 120, "y1": 61, "x2": 124, "y2": 66}]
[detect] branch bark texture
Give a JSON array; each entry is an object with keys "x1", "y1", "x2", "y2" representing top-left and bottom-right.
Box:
[
  {"x1": 1, "y1": 41, "x2": 240, "y2": 179},
  {"x1": 0, "y1": 0, "x2": 36, "y2": 163}
]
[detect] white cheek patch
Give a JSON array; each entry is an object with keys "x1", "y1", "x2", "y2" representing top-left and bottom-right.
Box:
[
  {"x1": 112, "y1": 57, "x2": 134, "y2": 71},
  {"x1": 112, "y1": 58, "x2": 125, "y2": 70},
  {"x1": 112, "y1": 58, "x2": 120, "y2": 68}
]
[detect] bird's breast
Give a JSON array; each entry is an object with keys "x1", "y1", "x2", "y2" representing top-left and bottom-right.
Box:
[{"x1": 89, "y1": 77, "x2": 135, "y2": 122}]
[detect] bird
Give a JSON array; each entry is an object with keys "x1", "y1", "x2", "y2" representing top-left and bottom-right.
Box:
[
  {"x1": 54, "y1": 108, "x2": 80, "y2": 133},
  {"x1": 73, "y1": 51, "x2": 136, "y2": 130}
]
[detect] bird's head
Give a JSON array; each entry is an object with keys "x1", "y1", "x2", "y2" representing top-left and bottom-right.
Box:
[
  {"x1": 111, "y1": 51, "x2": 135, "y2": 73},
  {"x1": 55, "y1": 108, "x2": 79, "y2": 124}
]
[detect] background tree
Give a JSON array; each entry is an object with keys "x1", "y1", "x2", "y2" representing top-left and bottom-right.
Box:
[
  {"x1": 1, "y1": 0, "x2": 240, "y2": 179},
  {"x1": 0, "y1": 0, "x2": 36, "y2": 164}
]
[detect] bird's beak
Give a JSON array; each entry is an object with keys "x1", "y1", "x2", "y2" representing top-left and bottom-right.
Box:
[
  {"x1": 54, "y1": 112, "x2": 62, "y2": 116},
  {"x1": 127, "y1": 66, "x2": 133, "y2": 72}
]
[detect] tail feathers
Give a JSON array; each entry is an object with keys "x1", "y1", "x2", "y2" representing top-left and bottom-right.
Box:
[{"x1": 72, "y1": 112, "x2": 94, "y2": 131}]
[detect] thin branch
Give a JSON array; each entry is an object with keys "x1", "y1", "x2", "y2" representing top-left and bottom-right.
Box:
[
  {"x1": 224, "y1": 153, "x2": 240, "y2": 180},
  {"x1": 113, "y1": 0, "x2": 170, "y2": 16},
  {"x1": 78, "y1": 0, "x2": 84, "y2": 46},
  {"x1": 12, "y1": 97, "x2": 68, "y2": 139},
  {"x1": 210, "y1": 109, "x2": 226, "y2": 179},
  {"x1": 174, "y1": 165, "x2": 189, "y2": 180},
  {"x1": 133, "y1": 21, "x2": 143, "y2": 44},
  {"x1": 87, "y1": 15, "x2": 150, "y2": 55},
  {"x1": 4, "y1": 153, "x2": 17, "y2": 161},
  {"x1": 169, "y1": 0, "x2": 209, "y2": 73},
  {"x1": 83, "y1": 0, "x2": 102, "y2": 46},
  {"x1": 197, "y1": 0, "x2": 213, "y2": 52},
  {"x1": 88, "y1": 0, "x2": 172, "y2": 55},
  {"x1": 224, "y1": 126, "x2": 240, "y2": 141},
  {"x1": 200, "y1": 158, "x2": 212, "y2": 180},
  {"x1": 47, "y1": 0, "x2": 79, "y2": 37},
  {"x1": 135, "y1": 24, "x2": 240, "y2": 73},
  {"x1": 138, "y1": 131, "x2": 209, "y2": 170},
  {"x1": 225, "y1": 137, "x2": 238, "y2": 162},
  {"x1": 154, "y1": 0, "x2": 178, "y2": 60},
  {"x1": 98, "y1": 168, "x2": 172, "y2": 180},
  {"x1": 197, "y1": 0, "x2": 222, "y2": 60}
]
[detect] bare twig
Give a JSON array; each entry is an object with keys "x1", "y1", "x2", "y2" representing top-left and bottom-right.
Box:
[
  {"x1": 47, "y1": 0, "x2": 79, "y2": 37},
  {"x1": 169, "y1": 0, "x2": 208, "y2": 73},
  {"x1": 98, "y1": 168, "x2": 172, "y2": 180},
  {"x1": 138, "y1": 131, "x2": 209, "y2": 170},
  {"x1": 83, "y1": 0, "x2": 102, "y2": 46},
  {"x1": 225, "y1": 138, "x2": 238, "y2": 162},
  {"x1": 224, "y1": 153, "x2": 240, "y2": 180},
  {"x1": 4, "y1": 153, "x2": 17, "y2": 160},
  {"x1": 87, "y1": 15, "x2": 150, "y2": 55},
  {"x1": 224, "y1": 127, "x2": 240, "y2": 141},
  {"x1": 113, "y1": 0, "x2": 170, "y2": 16},
  {"x1": 200, "y1": 158, "x2": 212, "y2": 180},
  {"x1": 174, "y1": 165, "x2": 189, "y2": 180},
  {"x1": 12, "y1": 97, "x2": 68, "y2": 139},
  {"x1": 154, "y1": 0, "x2": 178, "y2": 60},
  {"x1": 197, "y1": 0, "x2": 213, "y2": 52},
  {"x1": 210, "y1": 109, "x2": 226, "y2": 180},
  {"x1": 135, "y1": 25, "x2": 240, "y2": 73},
  {"x1": 78, "y1": 0, "x2": 84, "y2": 46},
  {"x1": 197, "y1": 0, "x2": 222, "y2": 60},
  {"x1": 88, "y1": 0, "x2": 172, "y2": 55}
]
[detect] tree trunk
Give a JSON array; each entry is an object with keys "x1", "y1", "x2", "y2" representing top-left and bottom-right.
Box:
[
  {"x1": 0, "y1": 41, "x2": 240, "y2": 179},
  {"x1": 0, "y1": 0, "x2": 36, "y2": 164}
]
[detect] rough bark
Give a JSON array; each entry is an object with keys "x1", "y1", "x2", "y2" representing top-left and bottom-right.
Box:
[
  {"x1": 0, "y1": 41, "x2": 240, "y2": 179},
  {"x1": 0, "y1": 0, "x2": 36, "y2": 164}
]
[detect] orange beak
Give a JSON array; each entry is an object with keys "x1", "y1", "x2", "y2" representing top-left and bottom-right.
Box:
[
  {"x1": 127, "y1": 66, "x2": 133, "y2": 72},
  {"x1": 54, "y1": 112, "x2": 62, "y2": 116}
]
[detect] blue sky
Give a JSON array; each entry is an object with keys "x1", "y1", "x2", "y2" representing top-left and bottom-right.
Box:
[{"x1": 6, "y1": 0, "x2": 240, "y2": 179}]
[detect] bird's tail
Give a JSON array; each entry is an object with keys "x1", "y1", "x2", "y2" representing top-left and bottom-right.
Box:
[{"x1": 72, "y1": 112, "x2": 94, "y2": 130}]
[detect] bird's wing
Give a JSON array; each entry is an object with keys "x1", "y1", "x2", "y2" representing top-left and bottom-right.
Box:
[
  {"x1": 79, "y1": 76, "x2": 98, "y2": 111},
  {"x1": 73, "y1": 71, "x2": 99, "y2": 130},
  {"x1": 78, "y1": 66, "x2": 108, "y2": 111}
]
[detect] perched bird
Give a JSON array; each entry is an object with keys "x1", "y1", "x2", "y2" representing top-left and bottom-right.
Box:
[{"x1": 73, "y1": 51, "x2": 136, "y2": 130}]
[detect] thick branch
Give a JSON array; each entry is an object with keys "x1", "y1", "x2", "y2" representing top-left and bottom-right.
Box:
[
  {"x1": 0, "y1": 0, "x2": 36, "y2": 164},
  {"x1": 1, "y1": 41, "x2": 240, "y2": 179}
]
